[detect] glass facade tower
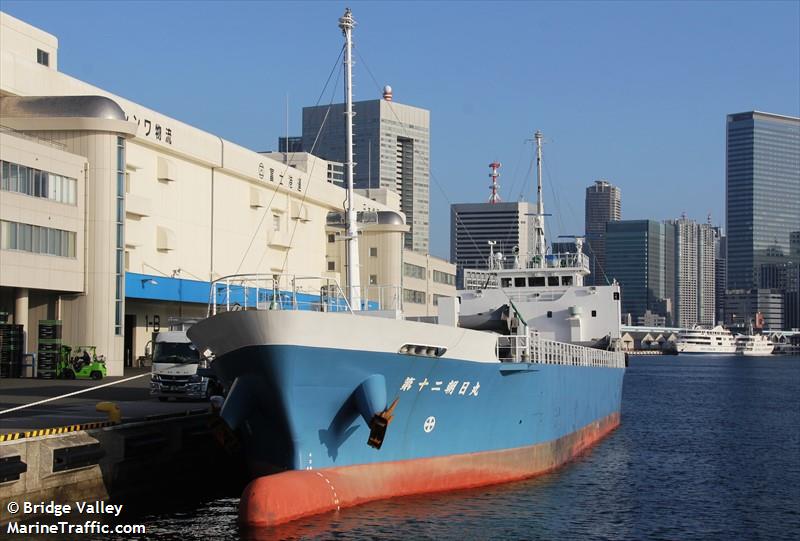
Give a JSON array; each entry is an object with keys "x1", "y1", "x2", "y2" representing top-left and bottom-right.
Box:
[
  {"x1": 606, "y1": 220, "x2": 674, "y2": 325},
  {"x1": 726, "y1": 111, "x2": 800, "y2": 290}
]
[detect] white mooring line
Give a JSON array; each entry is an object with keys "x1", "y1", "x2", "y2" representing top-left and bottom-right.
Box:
[{"x1": 0, "y1": 372, "x2": 152, "y2": 416}]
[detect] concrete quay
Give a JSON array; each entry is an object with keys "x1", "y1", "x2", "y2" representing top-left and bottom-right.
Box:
[
  {"x1": 1, "y1": 368, "x2": 202, "y2": 433},
  {"x1": 0, "y1": 369, "x2": 239, "y2": 525}
]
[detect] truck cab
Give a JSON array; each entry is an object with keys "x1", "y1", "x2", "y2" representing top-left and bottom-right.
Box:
[{"x1": 150, "y1": 325, "x2": 218, "y2": 401}]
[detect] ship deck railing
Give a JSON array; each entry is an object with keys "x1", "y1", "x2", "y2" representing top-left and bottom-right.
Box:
[
  {"x1": 506, "y1": 290, "x2": 566, "y2": 302},
  {"x1": 462, "y1": 252, "x2": 590, "y2": 291},
  {"x1": 497, "y1": 331, "x2": 626, "y2": 369},
  {"x1": 206, "y1": 274, "x2": 402, "y2": 316}
]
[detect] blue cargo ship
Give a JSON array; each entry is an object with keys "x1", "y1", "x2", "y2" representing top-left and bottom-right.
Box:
[
  {"x1": 189, "y1": 297, "x2": 625, "y2": 526},
  {"x1": 186, "y1": 9, "x2": 626, "y2": 526}
]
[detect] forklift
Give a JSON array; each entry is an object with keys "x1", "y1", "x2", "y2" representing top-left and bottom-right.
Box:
[{"x1": 58, "y1": 345, "x2": 108, "y2": 380}]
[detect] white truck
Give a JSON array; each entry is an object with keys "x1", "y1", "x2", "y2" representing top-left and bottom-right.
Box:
[{"x1": 149, "y1": 320, "x2": 220, "y2": 401}]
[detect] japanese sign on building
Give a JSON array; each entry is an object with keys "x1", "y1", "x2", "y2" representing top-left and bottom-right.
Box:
[
  {"x1": 126, "y1": 113, "x2": 174, "y2": 145},
  {"x1": 258, "y1": 162, "x2": 304, "y2": 193}
]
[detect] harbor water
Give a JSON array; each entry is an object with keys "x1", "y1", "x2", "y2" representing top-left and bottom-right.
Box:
[{"x1": 48, "y1": 355, "x2": 800, "y2": 539}]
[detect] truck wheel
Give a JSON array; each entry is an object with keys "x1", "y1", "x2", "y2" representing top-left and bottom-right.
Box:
[
  {"x1": 90, "y1": 370, "x2": 102, "y2": 380},
  {"x1": 63, "y1": 369, "x2": 75, "y2": 380}
]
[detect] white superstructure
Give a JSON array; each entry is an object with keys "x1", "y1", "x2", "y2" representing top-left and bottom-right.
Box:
[
  {"x1": 676, "y1": 325, "x2": 737, "y2": 354},
  {"x1": 457, "y1": 133, "x2": 622, "y2": 346},
  {"x1": 735, "y1": 333, "x2": 774, "y2": 356}
]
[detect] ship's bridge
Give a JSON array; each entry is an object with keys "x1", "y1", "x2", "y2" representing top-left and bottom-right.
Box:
[{"x1": 463, "y1": 250, "x2": 590, "y2": 291}]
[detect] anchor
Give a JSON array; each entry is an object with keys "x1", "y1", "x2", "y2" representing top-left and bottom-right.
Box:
[{"x1": 367, "y1": 398, "x2": 399, "y2": 449}]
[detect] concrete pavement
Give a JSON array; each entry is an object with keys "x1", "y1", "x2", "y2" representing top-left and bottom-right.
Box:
[{"x1": 0, "y1": 368, "x2": 210, "y2": 433}]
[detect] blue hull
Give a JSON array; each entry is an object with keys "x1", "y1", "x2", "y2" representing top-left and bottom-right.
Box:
[{"x1": 214, "y1": 344, "x2": 625, "y2": 475}]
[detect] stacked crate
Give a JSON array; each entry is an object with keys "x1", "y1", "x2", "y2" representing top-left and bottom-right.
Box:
[
  {"x1": 37, "y1": 320, "x2": 62, "y2": 379},
  {"x1": 0, "y1": 324, "x2": 24, "y2": 378}
]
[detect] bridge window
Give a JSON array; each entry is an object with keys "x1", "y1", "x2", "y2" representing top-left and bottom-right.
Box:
[
  {"x1": 529, "y1": 276, "x2": 545, "y2": 287},
  {"x1": 547, "y1": 311, "x2": 553, "y2": 318},
  {"x1": 501, "y1": 277, "x2": 512, "y2": 288},
  {"x1": 514, "y1": 277, "x2": 526, "y2": 287},
  {"x1": 592, "y1": 310, "x2": 597, "y2": 317},
  {"x1": 562, "y1": 276, "x2": 573, "y2": 286},
  {"x1": 548, "y1": 276, "x2": 559, "y2": 286}
]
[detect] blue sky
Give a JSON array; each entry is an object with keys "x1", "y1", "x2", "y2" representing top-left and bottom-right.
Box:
[{"x1": 4, "y1": 1, "x2": 798, "y2": 259}]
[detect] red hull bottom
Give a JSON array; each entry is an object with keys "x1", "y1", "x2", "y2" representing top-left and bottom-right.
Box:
[{"x1": 240, "y1": 411, "x2": 620, "y2": 527}]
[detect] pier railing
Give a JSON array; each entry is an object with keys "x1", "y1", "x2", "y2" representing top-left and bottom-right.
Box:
[{"x1": 497, "y1": 331, "x2": 626, "y2": 369}]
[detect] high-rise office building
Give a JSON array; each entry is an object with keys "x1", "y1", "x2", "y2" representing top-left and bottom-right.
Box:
[
  {"x1": 605, "y1": 220, "x2": 674, "y2": 325},
  {"x1": 726, "y1": 112, "x2": 800, "y2": 290},
  {"x1": 302, "y1": 90, "x2": 430, "y2": 253},
  {"x1": 450, "y1": 202, "x2": 535, "y2": 287},
  {"x1": 585, "y1": 180, "x2": 621, "y2": 286},
  {"x1": 725, "y1": 289, "x2": 785, "y2": 330}
]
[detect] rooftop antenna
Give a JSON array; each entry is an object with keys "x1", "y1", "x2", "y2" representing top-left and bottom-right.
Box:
[
  {"x1": 339, "y1": 7, "x2": 361, "y2": 310},
  {"x1": 488, "y1": 161, "x2": 502, "y2": 204}
]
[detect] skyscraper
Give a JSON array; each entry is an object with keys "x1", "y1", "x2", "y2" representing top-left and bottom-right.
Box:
[
  {"x1": 725, "y1": 111, "x2": 799, "y2": 329},
  {"x1": 697, "y1": 222, "x2": 717, "y2": 325},
  {"x1": 669, "y1": 217, "x2": 716, "y2": 328},
  {"x1": 303, "y1": 89, "x2": 430, "y2": 253},
  {"x1": 605, "y1": 220, "x2": 674, "y2": 325},
  {"x1": 450, "y1": 202, "x2": 535, "y2": 287},
  {"x1": 726, "y1": 112, "x2": 800, "y2": 290},
  {"x1": 585, "y1": 180, "x2": 621, "y2": 286}
]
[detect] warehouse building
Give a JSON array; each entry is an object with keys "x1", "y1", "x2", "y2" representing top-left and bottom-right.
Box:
[{"x1": 0, "y1": 12, "x2": 453, "y2": 375}]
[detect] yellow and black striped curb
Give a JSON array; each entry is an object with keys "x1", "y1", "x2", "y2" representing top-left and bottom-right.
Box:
[
  {"x1": 0, "y1": 409, "x2": 209, "y2": 443},
  {"x1": 0, "y1": 420, "x2": 117, "y2": 442}
]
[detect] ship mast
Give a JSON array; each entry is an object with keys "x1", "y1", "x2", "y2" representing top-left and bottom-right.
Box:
[
  {"x1": 533, "y1": 130, "x2": 546, "y2": 266},
  {"x1": 339, "y1": 8, "x2": 361, "y2": 311}
]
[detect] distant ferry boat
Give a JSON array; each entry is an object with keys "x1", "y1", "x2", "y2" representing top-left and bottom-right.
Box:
[
  {"x1": 735, "y1": 333, "x2": 774, "y2": 356},
  {"x1": 676, "y1": 325, "x2": 737, "y2": 354}
]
